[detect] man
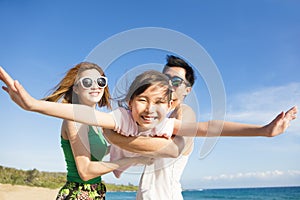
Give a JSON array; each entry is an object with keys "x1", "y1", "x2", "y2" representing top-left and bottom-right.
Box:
[
  {"x1": 103, "y1": 55, "x2": 196, "y2": 200},
  {"x1": 136, "y1": 55, "x2": 196, "y2": 200}
]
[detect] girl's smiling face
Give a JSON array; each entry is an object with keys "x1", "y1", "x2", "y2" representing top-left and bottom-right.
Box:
[
  {"x1": 74, "y1": 69, "x2": 106, "y2": 107},
  {"x1": 129, "y1": 84, "x2": 172, "y2": 131}
]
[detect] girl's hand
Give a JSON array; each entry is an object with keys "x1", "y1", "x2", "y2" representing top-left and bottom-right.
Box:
[
  {"x1": 264, "y1": 106, "x2": 298, "y2": 137},
  {"x1": 0, "y1": 67, "x2": 36, "y2": 111}
]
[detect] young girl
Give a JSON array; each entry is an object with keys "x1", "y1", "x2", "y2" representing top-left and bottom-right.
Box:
[
  {"x1": 1, "y1": 62, "x2": 153, "y2": 200},
  {"x1": 109, "y1": 70, "x2": 176, "y2": 178}
]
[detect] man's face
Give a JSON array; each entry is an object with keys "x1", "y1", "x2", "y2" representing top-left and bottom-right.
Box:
[{"x1": 163, "y1": 67, "x2": 191, "y2": 108}]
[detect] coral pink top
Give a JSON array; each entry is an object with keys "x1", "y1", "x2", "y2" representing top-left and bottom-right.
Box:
[{"x1": 109, "y1": 107, "x2": 175, "y2": 178}]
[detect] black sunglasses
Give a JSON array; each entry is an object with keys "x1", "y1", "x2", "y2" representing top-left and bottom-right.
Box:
[
  {"x1": 77, "y1": 76, "x2": 108, "y2": 89},
  {"x1": 168, "y1": 76, "x2": 190, "y2": 87}
]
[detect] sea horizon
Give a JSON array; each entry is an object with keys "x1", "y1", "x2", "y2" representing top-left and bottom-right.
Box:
[
  {"x1": 182, "y1": 184, "x2": 300, "y2": 191},
  {"x1": 106, "y1": 186, "x2": 300, "y2": 200}
]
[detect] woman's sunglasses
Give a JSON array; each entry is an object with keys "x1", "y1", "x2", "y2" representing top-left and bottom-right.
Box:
[{"x1": 77, "y1": 76, "x2": 108, "y2": 89}]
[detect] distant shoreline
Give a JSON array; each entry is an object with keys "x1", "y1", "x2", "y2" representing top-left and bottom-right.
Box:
[
  {"x1": 0, "y1": 165, "x2": 138, "y2": 191},
  {"x1": 1, "y1": 165, "x2": 299, "y2": 192}
]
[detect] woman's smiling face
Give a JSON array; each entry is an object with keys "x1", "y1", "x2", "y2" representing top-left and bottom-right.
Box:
[{"x1": 74, "y1": 69, "x2": 106, "y2": 107}]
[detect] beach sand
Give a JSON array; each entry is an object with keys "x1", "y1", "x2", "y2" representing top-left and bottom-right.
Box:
[{"x1": 0, "y1": 183, "x2": 59, "y2": 200}]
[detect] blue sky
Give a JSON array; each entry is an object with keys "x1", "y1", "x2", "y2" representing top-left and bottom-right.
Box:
[{"x1": 0, "y1": 0, "x2": 300, "y2": 189}]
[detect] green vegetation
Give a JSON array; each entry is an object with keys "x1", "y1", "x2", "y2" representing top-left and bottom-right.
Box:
[
  {"x1": 0, "y1": 165, "x2": 138, "y2": 191},
  {"x1": 0, "y1": 165, "x2": 65, "y2": 189},
  {"x1": 107, "y1": 182, "x2": 138, "y2": 192}
]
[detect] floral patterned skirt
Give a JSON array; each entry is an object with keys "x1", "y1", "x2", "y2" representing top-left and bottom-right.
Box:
[{"x1": 56, "y1": 181, "x2": 106, "y2": 200}]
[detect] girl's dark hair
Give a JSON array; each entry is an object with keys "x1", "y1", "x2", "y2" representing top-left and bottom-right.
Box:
[{"x1": 118, "y1": 70, "x2": 172, "y2": 109}]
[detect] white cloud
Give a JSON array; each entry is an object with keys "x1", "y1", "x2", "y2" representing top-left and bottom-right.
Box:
[
  {"x1": 224, "y1": 82, "x2": 300, "y2": 132},
  {"x1": 202, "y1": 170, "x2": 300, "y2": 181},
  {"x1": 233, "y1": 83, "x2": 299, "y2": 108},
  {"x1": 183, "y1": 169, "x2": 300, "y2": 189},
  {"x1": 200, "y1": 82, "x2": 300, "y2": 122}
]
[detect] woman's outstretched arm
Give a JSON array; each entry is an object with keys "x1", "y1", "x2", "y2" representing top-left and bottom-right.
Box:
[{"x1": 0, "y1": 67, "x2": 115, "y2": 129}]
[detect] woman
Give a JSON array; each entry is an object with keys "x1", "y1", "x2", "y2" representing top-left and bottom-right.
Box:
[{"x1": 12, "y1": 62, "x2": 152, "y2": 200}]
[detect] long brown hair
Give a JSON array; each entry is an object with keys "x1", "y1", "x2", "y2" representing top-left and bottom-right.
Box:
[{"x1": 43, "y1": 62, "x2": 111, "y2": 109}]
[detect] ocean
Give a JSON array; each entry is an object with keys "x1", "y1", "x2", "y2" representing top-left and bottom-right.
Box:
[{"x1": 105, "y1": 186, "x2": 300, "y2": 199}]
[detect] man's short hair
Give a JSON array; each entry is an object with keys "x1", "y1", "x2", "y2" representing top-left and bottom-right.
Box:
[{"x1": 163, "y1": 55, "x2": 195, "y2": 87}]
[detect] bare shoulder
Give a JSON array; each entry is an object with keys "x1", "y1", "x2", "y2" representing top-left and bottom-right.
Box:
[
  {"x1": 62, "y1": 120, "x2": 89, "y2": 139},
  {"x1": 180, "y1": 104, "x2": 193, "y2": 111},
  {"x1": 180, "y1": 104, "x2": 196, "y2": 122}
]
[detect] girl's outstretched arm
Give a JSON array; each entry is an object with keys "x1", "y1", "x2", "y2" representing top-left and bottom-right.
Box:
[
  {"x1": 173, "y1": 106, "x2": 297, "y2": 137},
  {"x1": 0, "y1": 67, "x2": 115, "y2": 129}
]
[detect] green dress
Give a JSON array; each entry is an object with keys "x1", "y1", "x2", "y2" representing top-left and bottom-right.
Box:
[{"x1": 56, "y1": 126, "x2": 108, "y2": 200}]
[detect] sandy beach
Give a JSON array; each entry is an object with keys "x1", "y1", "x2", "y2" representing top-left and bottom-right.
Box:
[{"x1": 0, "y1": 184, "x2": 59, "y2": 200}]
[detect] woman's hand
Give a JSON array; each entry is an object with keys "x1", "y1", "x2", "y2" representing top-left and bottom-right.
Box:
[
  {"x1": 264, "y1": 106, "x2": 298, "y2": 137},
  {"x1": 0, "y1": 67, "x2": 37, "y2": 111}
]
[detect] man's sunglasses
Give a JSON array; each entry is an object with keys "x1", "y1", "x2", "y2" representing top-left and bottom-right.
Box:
[
  {"x1": 77, "y1": 76, "x2": 108, "y2": 89},
  {"x1": 169, "y1": 76, "x2": 190, "y2": 87}
]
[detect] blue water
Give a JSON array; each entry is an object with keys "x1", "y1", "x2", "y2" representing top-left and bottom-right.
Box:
[{"x1": 105, "y1": 186, "x2": 300, "y2": 199}]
